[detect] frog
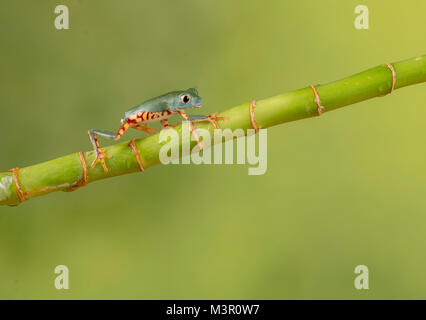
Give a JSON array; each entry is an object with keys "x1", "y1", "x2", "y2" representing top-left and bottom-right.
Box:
[{"x1": 88, "y1": 88, "x2": 224, "y2": 171}]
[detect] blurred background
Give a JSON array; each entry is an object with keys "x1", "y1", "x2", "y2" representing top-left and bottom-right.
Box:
[{"x1": 0, "y1": 0, "x2": 425, "y2": 299}]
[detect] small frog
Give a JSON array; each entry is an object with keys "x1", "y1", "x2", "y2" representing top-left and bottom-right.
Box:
[{"x1": 88, "y1": 88, "x2": 224, "y2": 172}]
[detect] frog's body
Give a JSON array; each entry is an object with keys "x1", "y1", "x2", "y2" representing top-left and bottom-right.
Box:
[
  {"x1": 126, "y1": 109, "x2": 175, "y2": 124},
  {"x1": 88, "y1": 88, "x2": 223, "y2": 172}
]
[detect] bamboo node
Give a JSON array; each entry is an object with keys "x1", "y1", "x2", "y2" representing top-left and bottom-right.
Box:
[
  {"x1": 310, "y1": 85, "x2": 325, "y2": 116},
  {"x1": 385, "y1": 62, "x2": 396, "y2": 94},
  {"x1": 249, "y1": 100, "x2": 259, "y2": 133},
  {"x1": 128, "y1": 139, "x2": 145, "y2": 172},
  {"x1": 66, "y1": 152, "x2": 89, "y2": 191},
  {"x1": 7, "y1": 168, "x2": 26, "y2": 203}
]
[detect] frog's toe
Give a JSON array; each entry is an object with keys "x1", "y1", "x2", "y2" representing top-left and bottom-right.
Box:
[
  {"x1": 206, "y1": 113, "x2": 226, "y2": 129},
  {"x1": 91, "y1": 148, "x2": 111, "y2": 172}
]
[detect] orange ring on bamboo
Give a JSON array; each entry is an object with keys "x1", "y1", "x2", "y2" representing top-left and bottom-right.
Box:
[
  {"x1": 385, "y1": 62, "x2": 396, "y2": 94},
  {"x1": 249, "y1": 100, "x2": 259, "y2": 133},
  {"x1": 128, "y1": 139, "x2": 145, "y2": 172},
  {"x1": 8, "y1": 167, "x2": 26, "y2": 203},
  {"x1": 78, "y1": 152, "x2": 89, "y2": 186},
  {"x1": 310, "y1": 85, "x2": 324, "y2": 116},
  {"x1": 66, "y1": 152, "x2": 89, "y2": 191}
]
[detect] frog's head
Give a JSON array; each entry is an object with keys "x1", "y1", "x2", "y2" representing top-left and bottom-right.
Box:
[{"x1": 172, "y1": 88, "x2": 202, "y2": 110}]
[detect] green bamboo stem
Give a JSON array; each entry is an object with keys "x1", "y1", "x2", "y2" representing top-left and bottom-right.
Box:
[{"x1": 1, "y1": 55, "x2": 425, "y2": 206}]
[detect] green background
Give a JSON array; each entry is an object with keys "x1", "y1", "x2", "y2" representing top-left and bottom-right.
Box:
[{"x1": 0, "y1": 0, "x2": 425, "y2": 299}]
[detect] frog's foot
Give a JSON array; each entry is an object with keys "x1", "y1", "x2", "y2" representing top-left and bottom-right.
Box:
[
  {"x1": 206, "y1": 112, "x2": 226, "y2": 129},
  {"x1": 91, "y1": 148, "x2": 111, "y2": 172},
  {"x1": 134, "y1": 125, "x2": 158, "y2": 136},
  {"x1": 189, "y1": 121, "x2": 204, "y2": 151},
  {"x1": 175, "y1": 110, "x2": 204, "y2": 150}
]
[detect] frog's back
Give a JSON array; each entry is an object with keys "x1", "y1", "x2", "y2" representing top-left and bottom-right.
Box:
[{"x1": 124, "y1": 91, "x2": 179, "y2": 119}]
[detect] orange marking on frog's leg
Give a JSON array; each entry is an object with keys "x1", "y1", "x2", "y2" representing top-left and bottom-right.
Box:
[
  {"x1": 7, "y1": 168, "x2": 26, "y2": 203},
  {"x1": 385, "y1": 62, "x2": 396, "y2": 94},
  {"x1": 128, "y1": 139, "x2": 145, "y2": 172},
  {"x1": 114, "y1": 122, "x2": 130, "y2": 141},
  {"x1": 310, "y1": 85, "x2": 325, "y2": 116}
]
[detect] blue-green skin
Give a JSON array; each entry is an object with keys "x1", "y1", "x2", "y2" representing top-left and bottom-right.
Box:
[
  {"x1": 88, "y1": 88, "x2": 211, "y2": 170},
  {"x1": 124, "y1": 88, "x2": 202, "y2": 119}
]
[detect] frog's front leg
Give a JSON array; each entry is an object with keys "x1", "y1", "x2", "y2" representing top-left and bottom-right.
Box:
[
  {"x1": 88, "y1": 122, "x2": 131, "y2": 172},
  {"x1": 176, "y1": 111, "x2": 207, "y2": 150},
  {"x1": 187, "y1": 113, "x2": 225, "y2": 129},
  {"x1": 160, "y1": 119, "x2": 176, "y2": 131}
]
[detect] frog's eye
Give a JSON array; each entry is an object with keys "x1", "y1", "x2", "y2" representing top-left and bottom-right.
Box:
[{"x1": 180, "y1": 94, "x2": 191, "y2": 104}]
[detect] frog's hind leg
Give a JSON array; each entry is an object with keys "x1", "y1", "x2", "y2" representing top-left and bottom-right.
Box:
[
  {"x1": 88, "y1": 129, "x2": 114, "y2": 171},
  {"x1": 132, "y1": 124, "x2": 158, "y2": 136},
  {"x1": 88, "y1": 122, "x2": 131, "y2": 171}
]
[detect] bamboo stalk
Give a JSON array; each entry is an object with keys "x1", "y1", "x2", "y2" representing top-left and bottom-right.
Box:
[{"x1": 1, "y1": 55, "x2": 425, "y2": 206}]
